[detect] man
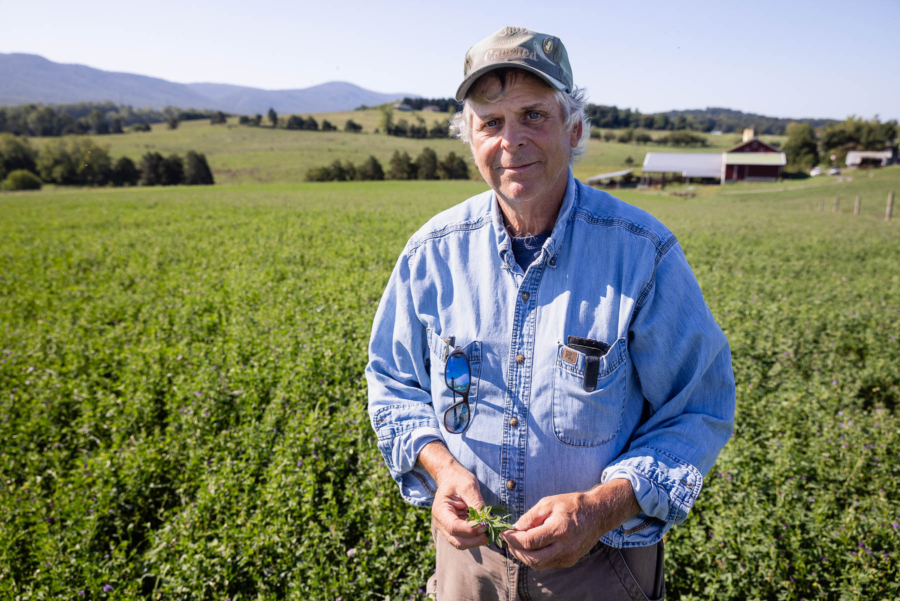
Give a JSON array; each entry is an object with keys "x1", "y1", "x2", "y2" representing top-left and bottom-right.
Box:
[{"x1": 366, "y1": 26, "x2": 735, "y2": 600}]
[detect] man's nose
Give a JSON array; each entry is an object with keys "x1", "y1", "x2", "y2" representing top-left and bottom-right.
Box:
[{"x1": 500, "y1": 120, "x2": 527, "y2": 151}]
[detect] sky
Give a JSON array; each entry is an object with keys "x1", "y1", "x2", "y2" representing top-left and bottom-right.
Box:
[{"x1": 1, "y1": 0, "x2": 898, "y2": 121}]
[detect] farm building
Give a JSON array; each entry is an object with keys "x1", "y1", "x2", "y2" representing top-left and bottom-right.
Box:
[
  {"x1": 585, "y1": 169, "x2": 634, "y2": 188},
  {"x1": 845, "y1": 150, "x2": 895, "y2": 168},
  {"x1": 641, "y1": 129, "x2": 786, "y2": 186}
]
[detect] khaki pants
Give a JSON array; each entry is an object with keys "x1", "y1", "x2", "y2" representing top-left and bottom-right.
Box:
[{"x1": 428, "y1": 521, "x2": 664, "y2": 601}]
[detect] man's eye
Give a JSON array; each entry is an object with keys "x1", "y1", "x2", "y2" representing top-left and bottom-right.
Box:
[
  {"x1": 528, "y1": 112, "x2": 541, "y2": 120},
  {"x1": 486, "y1": 119, "x2": 499, "y2": 127}
]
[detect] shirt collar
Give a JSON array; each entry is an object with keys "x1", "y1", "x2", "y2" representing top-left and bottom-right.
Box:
[{"x1": 492, "y1": 169, "x2": 578, "y2": 271}]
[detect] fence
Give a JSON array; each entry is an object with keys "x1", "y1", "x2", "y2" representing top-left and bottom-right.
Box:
[{"x1": 816, "y1": 192, "x2": 894, "y2": 221}]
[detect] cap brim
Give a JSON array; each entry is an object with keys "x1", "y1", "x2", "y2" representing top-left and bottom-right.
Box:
[{"x1": 455, "y1": 63, "x2": 568, "y2": 102}]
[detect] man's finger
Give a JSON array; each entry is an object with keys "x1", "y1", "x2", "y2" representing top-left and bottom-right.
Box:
[
  {"x1": 508, "y1": 541, "x2": 567, "y2": 570},
  {"x1": 503, "y1": 522, "x2": 557, "y2": 551},
  {"x1": 513, "y1": 500, "x2": 553, "y2": 531},
  {"x1": 435, "y1": 505, "x2": 487, "y2": 538},
  {"x1": 442, "y1": 530, "x2": 489, "y2": 550}
]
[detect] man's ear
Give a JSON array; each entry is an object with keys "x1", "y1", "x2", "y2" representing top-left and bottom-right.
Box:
[{"x1": 569, "y1": 119, "x2": 583, "y2": 148}]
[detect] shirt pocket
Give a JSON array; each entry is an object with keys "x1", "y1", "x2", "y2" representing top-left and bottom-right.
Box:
[
  {"x1": 426, "y1": 328, "x2": 483, "y2": 414},
  {"x1": 552, "y1": 337, "x2": 627, "y2": 447}
]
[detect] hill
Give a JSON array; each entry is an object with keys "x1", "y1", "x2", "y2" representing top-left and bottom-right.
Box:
[{"x1": 0, "y1": 53, "x2": 413, "y2": 114}]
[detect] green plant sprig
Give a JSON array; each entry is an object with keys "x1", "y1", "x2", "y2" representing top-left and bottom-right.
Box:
[{"x1": 467, "y1": 505, "x2": 514, "y2": 547}]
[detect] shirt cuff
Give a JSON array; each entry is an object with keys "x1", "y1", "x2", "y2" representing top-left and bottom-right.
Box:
[
  {"x1": 601, "y1": 466, "x2": 670, "y2": 521},
  {"x1": 410, "y1": 430, "x2": 443, "y2": 465}
]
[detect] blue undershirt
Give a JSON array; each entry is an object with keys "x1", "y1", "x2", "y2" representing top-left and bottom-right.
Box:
[{"x1": 510, "y1": 232, "x2": 551, "y2": 271}]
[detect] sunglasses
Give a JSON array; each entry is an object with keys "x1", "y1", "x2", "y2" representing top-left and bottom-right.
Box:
[{"x1": 443, "y1": 347, "x2": 473, "y2": 434}]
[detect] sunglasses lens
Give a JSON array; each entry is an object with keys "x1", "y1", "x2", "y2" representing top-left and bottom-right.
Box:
[
  {"x1": 444, "y1": 401, "x2": 470, "y2": 433},
  {"x1": 445, "y1": 353, "x2": 470, "y2": 393}
]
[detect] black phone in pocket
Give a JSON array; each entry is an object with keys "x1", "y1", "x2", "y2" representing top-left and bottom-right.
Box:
[{"x1": 566, "y1": 336, "x2": 611, "y2": 392}]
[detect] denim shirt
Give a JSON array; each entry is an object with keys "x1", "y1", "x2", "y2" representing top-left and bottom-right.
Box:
[{"x1": 366, "y1": 170, "x2": 736, "y2": 547}]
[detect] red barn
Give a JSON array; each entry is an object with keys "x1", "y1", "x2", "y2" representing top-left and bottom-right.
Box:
[{"x1": 722, "y1": 136, "x2": 786, "y2": 182}]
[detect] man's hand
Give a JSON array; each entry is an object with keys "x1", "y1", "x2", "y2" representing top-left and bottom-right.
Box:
[
  {"x1": 502, "y1": 479, "x2": 640, "y2": 570},
  {"x1": 417, "y1": 441, "x2": 488, "y2": 550}
]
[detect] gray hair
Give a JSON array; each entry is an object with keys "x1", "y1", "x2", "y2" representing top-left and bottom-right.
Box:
[{"x1": 449, "y1": 74, "x2": 591, "y2": 167}]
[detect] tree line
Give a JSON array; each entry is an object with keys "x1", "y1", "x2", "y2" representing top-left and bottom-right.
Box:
[
  {"x1": 236, "y1": 108, "x2": 363, "y2": 133},
  {"x1": 782, "y1": 116, "x2": 898, "y2": 169},
  {"x1": 584, "y1": 105, "x2": 839, "y2": 136},
  {"x1": 398, "y1": 97, "x2": 460, "y2": 112},
  {"x1": 305, "y1": 148, "x2": 469, "y2": 182},
  {"x1": 0, "y1": 102, "x2": 220, "y2": 137},
  {"x1": 0, "y1": 133, "x2": 213, "y2": 190},
  {"x1": 378, "y1": 107, "x2": 450, "y2": 139},
  {"x1": 591, "y1": 129, "x2": 709, "y2": 147}
]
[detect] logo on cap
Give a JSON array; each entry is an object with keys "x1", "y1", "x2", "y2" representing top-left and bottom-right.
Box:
[{"x1": 542, "y1": 37, "x2": 554, "y2": 55}]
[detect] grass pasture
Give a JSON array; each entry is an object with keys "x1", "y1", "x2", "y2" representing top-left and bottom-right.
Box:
[{"x1": 1, "y1": 168, "x2": 899, "y2": 599}]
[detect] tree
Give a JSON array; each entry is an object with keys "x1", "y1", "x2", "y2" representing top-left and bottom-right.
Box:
[
  {"x1": 438, "y1": 151, "x2": 470, "y2": 180},
  {"x1": 321, "y1": 120, "x2": 337, "y2": 131},
  {"x1": 429, "y1": 120, "x2": 449, "y2": 138},
  {"x1": 140, "y1": 152, "x2": 165, "y2": 186},
  {"x1": 634, "y1": 132, "x2": 652, "y2": 144},
  {"x1": 344, "y1": 119, "x2": 362, "y2": 133},
  {"x1": 387, "y1": 150, "x2": 416, "y2": 180},
  {"x1": 88, "y1": 110, "x2": 109, "y2": 135},
  {"x1": 184, "y1": 151, "x2": 214, "y2": 185},
  {"x1": 415, "y1": 147, "x2": 439, "y2": 180},
  {"x1": 110, "y1": 117, "x2": 124, "y2": 134},
  {"x1": 616, "y1": 129, "x2": 634, "y2": 143},
  {"x1": 285, "y1": 115, "x2": 305, "y2": 130},
  {"x1": 303, "y1": 116, "x2": 319, "y2": 131},
  {"x1": 356, "y1": 155, "x2": 384, "y2": 181},
  {"x1": 0, "y1": 133, "x2": 38, "y2": 180},
  {"x1": 111, "y1": 157, "x2": 140, "y2": 186},
  {"x1": 378, "y1": 107, "x2": 394, "y2": 135},
  {"x1": 37, "y1": 137, "x2": 112, "y2": 185},
  {"x1": 254, "y1": 114, "x2": 262, "y2": 126},
  {"x1": 210, "y1": 111, "x2": 227, "y2": 125},
  {"x1": 161, "y1": 154, "x2": 185, "y2": 185},
  {"x1": 268, "y1": 108, "x2": 278, "y2": 127},
  {"x1": 167, "y1": 116, "x2": 179, "y2": 130},
  {"x1": 783, "y1": 123, "x2": 820, "y2": 170}
]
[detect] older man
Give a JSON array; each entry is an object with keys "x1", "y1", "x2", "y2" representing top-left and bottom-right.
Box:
[{"x1": 366, "y1": 26, "x2": 735, "y2": 600}]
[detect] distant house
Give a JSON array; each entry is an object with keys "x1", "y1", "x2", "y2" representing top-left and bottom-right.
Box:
[
  {"x1": 722, "y1": 136, "x2": 785, "y2": 182},
  {"x1": 422, "y1": 105, "x2": 442, "y2": 112},
  {"x1": 642, "y1": 128, "x2": 786, "y2": 186},
  {"x1": 845, "y1": 150, "x2": 895, "y2": 168},
  {"x1": 393, "y1": 103, "x2": 414, "y2": 111}
]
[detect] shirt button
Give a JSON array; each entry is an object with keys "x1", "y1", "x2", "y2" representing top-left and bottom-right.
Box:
[
  {"x1": 516, "y1": 354, "x2": 525, "y2": 365},
  {"x1": 549, "y1": 258, "x2": 556, "y2": 266},
  {"x1": 509, "y1": 417, "x2": 519, "y2": 428},
  {"x1": 506, "y1": 480, "x2": 516, "y2": 490},
  {"x1": 521, "y1": 291, "x2": 530, "y2": 302}
]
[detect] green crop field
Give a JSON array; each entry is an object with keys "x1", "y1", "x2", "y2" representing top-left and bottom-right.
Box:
[
  {"x1": 1, "y1": 168, "x2": 899, "y2": 599},
  {"x1": 28, "y1": 113, "x2": 786, "y2": 187}
]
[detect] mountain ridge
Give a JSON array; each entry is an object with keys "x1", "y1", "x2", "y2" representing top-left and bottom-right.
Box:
[{"x1": 0, "y1": 53, "x2": 414, "y2": 114}]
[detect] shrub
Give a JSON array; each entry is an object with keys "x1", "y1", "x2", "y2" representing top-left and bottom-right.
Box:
[
  {"x1": 616, "y1": 128, "x2": 635, "y2": 143},
  {"x1": 344, "y1": 119, "x2": 362, "y2": 133},
  {"x1": 210, "y1": 111, "x2": 227, "y2": 125},
  {"x1": 184, "y1": 151, "x2": 214, "y2": 186},
  {"x1": 303, "y1": 117, "x2": 319, "y2": 131},
  {"x1": 321, "y1": 120, "x2": 337, "y2": 132},
  {"x1": 657, "y1": 131, "x2": 708, "y2": 147},
  {"x1": 634, "y1": 132, "x2": 653, "y2": 144},
  {"x1": 602, "y1": 131, "x2": 616, "y2": 142},
  {"x1": 2, "y1": 169, "x2": 42, "y2": 191},
  {"x1": 0, "y1": 133, "x2": 38, "y2": 180},
  {"x1": 167, "y1": 116, "x2": 179, "y2": 130},
  {"x1": 131, "y1": 123, "x2": 152, "y2": 133},
  {"x1": 238, "y1": 115, "x2": 251, "y2": 125},
  {"x1": 161, "y1": 154, "x2": 185, "y2": 185}
]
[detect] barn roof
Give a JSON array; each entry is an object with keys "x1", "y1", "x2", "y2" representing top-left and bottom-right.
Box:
[
  {"x1": 585, "y1": 169, "x2": 634, "y2": 184},
  {"x1": 724, "y1": 152, "x2": 786, "y2": 166},
  {"x1": 642, "y1": 153, "x2": 723, "y2": 178},
  {"x1": 726, "y1": 139, "x2": 782, "y2": 153}
]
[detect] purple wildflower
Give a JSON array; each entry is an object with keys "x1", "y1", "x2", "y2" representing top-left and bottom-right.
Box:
[
  {"x1": 832, "y1": 380, "x2": 838, "y2": 386},
  {"x1": 892, "y1": 522, "x2": 899, "y2": 530},
  {"x1": 103, "y1": 584, "x2": 113, "y2": 592},
  {"x1": 347, "y1": 548, "x2": 356, "y2": 557}
]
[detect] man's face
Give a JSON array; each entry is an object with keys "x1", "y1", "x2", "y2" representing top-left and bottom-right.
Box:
[{"x1": 468, "y1": 73, "x2": 581, "y2": 206}]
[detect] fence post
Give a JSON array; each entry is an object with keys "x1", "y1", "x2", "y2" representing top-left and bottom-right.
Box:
[
  {"x1": 833, "y1": 196, "x2": 839, "y2": 213},
  {"x1": 854, "y1": 196, "x2": 861, "y2": 216},
  {"x1": 818, "y1": 200, "x2": 824, "y2": 212},
  {"x1": 887, "y1": 192, "x2": 895, "y2": 222}
]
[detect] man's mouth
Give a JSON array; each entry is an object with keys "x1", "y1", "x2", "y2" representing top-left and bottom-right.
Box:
[{"x1": 501, "y1": 162, "x2": 538, "y2": 172}]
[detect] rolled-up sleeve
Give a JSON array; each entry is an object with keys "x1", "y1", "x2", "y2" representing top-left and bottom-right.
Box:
[
  {"x1": 602, "y1": 240, "x2": 736, "y2": 547},
  {"x1": 366, "y1": 247, "x2": 444, "y2": 507}
]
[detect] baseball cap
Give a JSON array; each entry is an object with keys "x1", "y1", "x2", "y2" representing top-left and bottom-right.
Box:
[{"x1": 455, "y1": 26, "x2": 573, "y2": 102}]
